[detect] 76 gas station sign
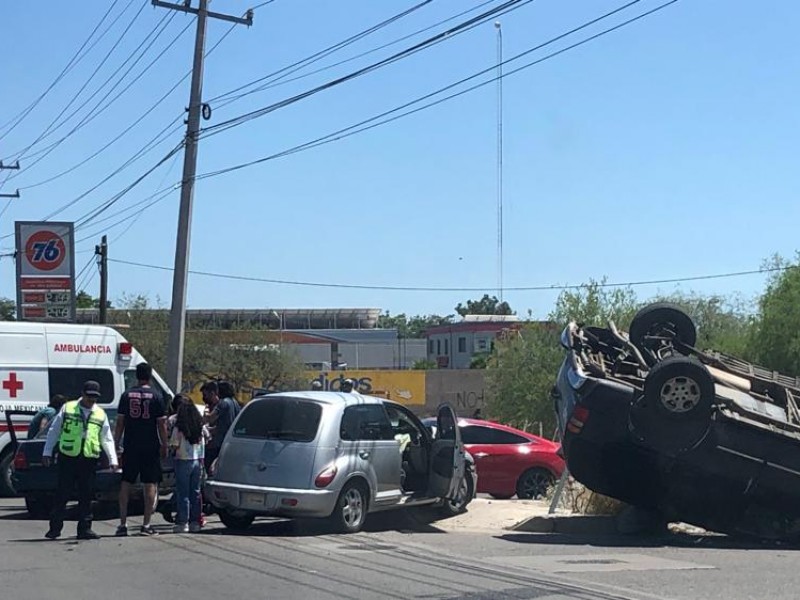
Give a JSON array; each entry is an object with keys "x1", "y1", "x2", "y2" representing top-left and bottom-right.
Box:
[{"x1": 15, "y1": 221, "x2": 76, "y2": 322}]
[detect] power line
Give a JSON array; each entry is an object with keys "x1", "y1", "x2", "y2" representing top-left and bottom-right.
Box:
[
  {"x1": 4, "y1": 11, "x2": 187, "y2": 183},
  {"x1": 194, "y1": 0, "x2": 668, "y2": 181},
  {"x1": 73, "y1": 142, "x2": 185, "y2": 230},
  {"x1": 1, "y1": 0, "x2": 149, "y2": 168},
  {"x1": 200, "y1": 0, "x2": 534, "y2": 139},
  {"x1": 107, "y1": 257, "x2": 789, "y2": 293},
  {"x1": 17, "y1": 18, "x2": 238, "y2": 192},
  {"x1": 0, "y1": 0, "x2": 123, "y2": 141},
  {"x1": 207, "y1": 0, "x2": 436, "y2": 108},
  {"x1": 233, "y1": 0, "x2": 502, "y2": 100}
]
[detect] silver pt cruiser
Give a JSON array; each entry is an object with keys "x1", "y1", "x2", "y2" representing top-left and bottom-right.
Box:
[{"x1": 205, "y1": 391, "x2": 473, "y2": 533}]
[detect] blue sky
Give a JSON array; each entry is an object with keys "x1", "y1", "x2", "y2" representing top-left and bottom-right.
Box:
[{"x1": 1, "y1": 0, "x2": 798, "y2": 319}]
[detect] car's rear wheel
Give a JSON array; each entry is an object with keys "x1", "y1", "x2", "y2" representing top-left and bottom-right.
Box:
[
  {"x1": 329, "y1": 481, "x2": 368, "y2": 533},
  {"x1": 218, "y1": 508, "x2": 255, "y2": 531},
  {"x1": 630, "y1": 356, "x2": 715, "y2": 454},
  {"x1": 516, "y1": 468, "x2": 555, "y2": 500},
  {"x1": 629, "y1": 303, "x2": 697, "y2": 350},
  {"x1": 24, "y1": 494, "x2": 52, "y2": 518}
]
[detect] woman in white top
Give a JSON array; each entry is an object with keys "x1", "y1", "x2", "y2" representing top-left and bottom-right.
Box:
[{"x1": 169, "y1": 395, "x2": 206, "y2": 533}]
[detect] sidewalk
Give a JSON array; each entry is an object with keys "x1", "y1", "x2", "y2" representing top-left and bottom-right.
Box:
[{"x1": 435, "y1": 497, "x2": 555, "y2": 533}]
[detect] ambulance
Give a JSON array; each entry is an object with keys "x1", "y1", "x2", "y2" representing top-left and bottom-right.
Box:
[{"x1": 0, "y1": 321, "x2": 173, "y2": 495}]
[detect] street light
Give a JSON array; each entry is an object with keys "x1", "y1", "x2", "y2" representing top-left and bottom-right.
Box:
[{"x1": 269, "y1": 310, "x2": 284, "y2": 347}]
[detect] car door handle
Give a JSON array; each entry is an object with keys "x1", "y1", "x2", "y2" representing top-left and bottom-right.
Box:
[{"x1": 359, "y1": 451, "x2": 370, "y2": 459}]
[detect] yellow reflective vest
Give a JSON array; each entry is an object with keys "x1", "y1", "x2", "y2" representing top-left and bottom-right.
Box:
[{"x1": 58, "y1": 400, "x2": 106, "y2": 459}]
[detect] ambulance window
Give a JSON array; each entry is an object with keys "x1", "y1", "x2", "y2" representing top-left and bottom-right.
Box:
[{"x1": 49, "y1": 369, "x2": 116, "y2": 405}]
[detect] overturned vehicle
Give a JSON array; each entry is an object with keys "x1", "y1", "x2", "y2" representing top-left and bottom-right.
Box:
[{"x1": 555, "y1": 303, "x2": 800, "y2": 539}]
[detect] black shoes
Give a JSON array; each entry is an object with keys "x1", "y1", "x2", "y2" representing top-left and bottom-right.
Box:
[
  {"x1": 44, "y1": 529, "x2": 60, "y2": 540},
  {"x1": 77, "y1": 530, "x2": 101, "y2": 540}
]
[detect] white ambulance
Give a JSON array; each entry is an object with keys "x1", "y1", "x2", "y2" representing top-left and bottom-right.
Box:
[{"x1": 0, "y1": 321, "x2": 173, "y2": 495}]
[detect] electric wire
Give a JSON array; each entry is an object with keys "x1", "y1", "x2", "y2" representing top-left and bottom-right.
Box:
[
  {"x1": 0, "y1": 0, "x2": 123, "y2": 141},
  {"x1": 195, "y1": 0, "x2": 668, "y2": 181},
  {"x1": 207, "y1": 0, "x2": 436, "y2": 108},
  {"x1": 225, "y1": 0, "x2": 500, "y2": 99},
  {"x1": 18, "y1": 18, "x2": 240, "y2": 192},
  {"x1": 5, "y1": 11, "x2": 187, "y2": 183},
  {"x1": 107, "y1": 258, "x2": 790, "y2": 293},
  {"x1": 200, "y1": 0, "x2": 534, "y2": 137}
]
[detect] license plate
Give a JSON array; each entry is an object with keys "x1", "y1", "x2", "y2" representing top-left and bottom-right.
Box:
[{"x1": 241, "y1": 492, "x2": 267, "y2": 508}]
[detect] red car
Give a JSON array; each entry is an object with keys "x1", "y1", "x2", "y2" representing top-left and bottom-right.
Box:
[{"x1": 425, "y1": 418, "x2": 565, "y2": 500}]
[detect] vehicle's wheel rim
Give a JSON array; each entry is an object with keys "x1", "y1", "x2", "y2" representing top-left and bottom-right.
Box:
[
  {"x1": 449, "y1": 477, "x2": 469, "y2": 510},
  {"x1": 659, "y1": 376, "x2": 702, "y2": 413},
  {"x1": 342, "y1": 488, "x2": 363, "y2": 526},
  {"x1": 522, "y1": 471, "x2": 552, "y2": 499}
]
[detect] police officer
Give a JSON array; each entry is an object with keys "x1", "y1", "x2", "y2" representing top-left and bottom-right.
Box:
[
  {"x1": 340, "y1": 379, "x2": 357, "y2": 393},
  {"x1": 43, "y1": 381, "x2": 118, "y2": 540}
]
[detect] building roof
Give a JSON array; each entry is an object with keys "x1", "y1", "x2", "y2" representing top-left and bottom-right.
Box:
[{"x1": 76, "y1": 307, "x2": 382, "y2": 330}]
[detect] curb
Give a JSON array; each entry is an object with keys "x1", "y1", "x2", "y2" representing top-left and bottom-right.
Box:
[{"x1": 509, "y1": 514, "x2": 619, "y2": 535}]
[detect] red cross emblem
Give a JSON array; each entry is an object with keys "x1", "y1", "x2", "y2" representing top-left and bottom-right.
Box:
[{"x1": 2, "y1": 373, "x2": 24, "y2": 398}]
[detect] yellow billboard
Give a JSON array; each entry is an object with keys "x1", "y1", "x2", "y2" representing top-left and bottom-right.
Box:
[
  {"x1": 181, "y1": 370, "x2": 427, "y2": 408},
  {"x1": 304, "y1": 370, "x2": 426, "y2": 406}
]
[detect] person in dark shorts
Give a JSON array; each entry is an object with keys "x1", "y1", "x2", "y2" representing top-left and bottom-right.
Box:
[{"x1": 114, "y1": 363, "x2": 167, "y2": 536}]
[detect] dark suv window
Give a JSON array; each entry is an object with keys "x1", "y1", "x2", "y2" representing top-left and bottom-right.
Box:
[
  {"x1": 233, "y1": 398, "x2": 322, "y2": 442},
  {"x1": 49, "y1": 368, "x2": 115, "y2": 405},
  {"x1": 461, "y1": 425, "x2": 529, "y2": 445},
  {"x1": 340, "y1": 404, "x2": 394, "y2": 441}
]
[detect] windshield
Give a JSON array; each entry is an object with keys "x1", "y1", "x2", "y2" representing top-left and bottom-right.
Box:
[{"x1": 232, "y1": 397, "x2": 322, "y2": 442}]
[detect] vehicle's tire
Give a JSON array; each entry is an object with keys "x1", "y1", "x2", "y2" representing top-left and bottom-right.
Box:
[
  {"x1": 629, "y1": 303, "x2": 697, "y2": 349},
  {"x1": 24, "y1": 495, "x2": 52, "y2": 519},
  {"x1": 0, "y1": 451, "x2": 16, "y2": 497},
  {"x1": 439, "y1": 472, "x2": 474, "y2": 518},
  {"x1": 630, "y1": 356, "x2": 715, "y2": 454},
  {"x1": 218, "y1": 508, "x2": 255, "y2": 531},
  {"x1": 329, "y1": 480, "x2": 369, "y2": 534},
  {"x1": 489, "y1": 493, "x2": 514, "y2": 500},
  {"x1": 516, "y1": 468, "x2": 555, "y2": 500},
  {"x1": 643, "y1": 356, "x2": 714, "y2": 419}
]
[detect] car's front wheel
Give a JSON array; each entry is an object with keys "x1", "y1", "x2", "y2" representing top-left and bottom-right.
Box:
[
  {"x1": 516, "y1": 468, "x2": 555, "y2": 500},
  {"x1": 329, "y1": 481, "x2": 368, "y2": 533},
  {"x1": 439, "y1": 472, "x2": 474, "y2": 517},
  {"x1": 218, "y1": 508, "x2": 255, "y2": 531}
]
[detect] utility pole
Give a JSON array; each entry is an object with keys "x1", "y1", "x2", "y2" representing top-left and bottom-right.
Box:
[
  {"x1": 153, "y1": 0, "x2": 253, "y2": 392},
  {"x1": 95, "y1": 235, "x2": 108, "y2": 324},
  {"x1": 0, "y1": 160, "x2": 21, "y2": 199}
]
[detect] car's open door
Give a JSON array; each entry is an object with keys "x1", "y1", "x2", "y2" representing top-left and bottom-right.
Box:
[{"x1": 427, "y1": 404, "x2": 466, "y2": 499}]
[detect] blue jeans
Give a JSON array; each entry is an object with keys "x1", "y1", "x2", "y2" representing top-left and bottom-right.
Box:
[{"x1": 175, "y1": 459, "x2": 202, "y2": 525}]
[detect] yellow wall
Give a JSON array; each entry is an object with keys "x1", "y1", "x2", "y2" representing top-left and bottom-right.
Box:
[
  {"x1": 305, "y1": 370, "x2": 426, "y2": 406},
  {"x1": 182, "y1": 370, "x2": 428, "y2": 408}
]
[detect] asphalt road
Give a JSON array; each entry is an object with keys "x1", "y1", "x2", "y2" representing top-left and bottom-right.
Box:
[{"x1": 1, "y1": 498, "x2": 798, "y2": 600}]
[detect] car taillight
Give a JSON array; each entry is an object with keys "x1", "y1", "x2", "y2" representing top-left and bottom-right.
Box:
[
  {"x1": 13, "y1": 450, "x2": 28, "y2": 470},
  {"x1": 567, "y1": 405, "x2": 590, "y2": 434},
  {"x1": 314, "y1": 465, "x2": 337, "y2": 488}
]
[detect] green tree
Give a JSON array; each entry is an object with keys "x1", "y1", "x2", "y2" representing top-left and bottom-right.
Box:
[
  {"x1": 75, "y1": 290, "x2": 112, "y2": 309},
  {"x1": 485, "y1": 323, "x2": 562, "y2": 434},
  {"x1": 0, "y1": 298, "x2": 15, "y2": 320},
  {"x1": 551, "y1": 279, "x2": 638, "y2": 328},
  {"x1": 455, "y1": 294, "x2": 513, "y2": 317},
  {"x1": 377, "y1": 311, "x2": 453, "y2": 338},
  {"x1": 749, "y1": 255, "x2": 800, "y2": 375}
]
